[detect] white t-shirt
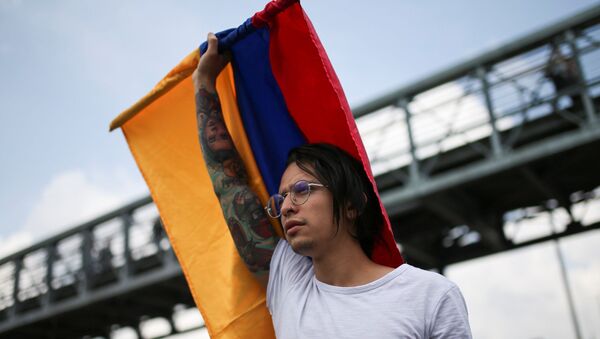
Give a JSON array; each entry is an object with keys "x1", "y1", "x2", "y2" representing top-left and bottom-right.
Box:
[{"x1": 267, "y1": 239, "x2": 472, "y2": 339}]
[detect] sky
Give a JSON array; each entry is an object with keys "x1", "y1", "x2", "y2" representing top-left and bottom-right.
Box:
[{"x1": 1, "y1": 1, "x2": 599, "y2": 338}]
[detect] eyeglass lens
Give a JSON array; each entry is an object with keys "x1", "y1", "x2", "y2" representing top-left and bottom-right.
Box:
[{"x1": 266, "y1": 180, "x2": 313, "y2": 218}]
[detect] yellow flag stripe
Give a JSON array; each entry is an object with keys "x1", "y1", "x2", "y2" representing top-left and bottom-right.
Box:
[{"x1": 120, "y1": 64, "x2": 277, "y2": 338}]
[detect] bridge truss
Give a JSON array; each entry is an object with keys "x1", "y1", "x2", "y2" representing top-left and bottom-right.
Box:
[{"x1": 2, "y1": 5, "x2": 600, "y2": 339}]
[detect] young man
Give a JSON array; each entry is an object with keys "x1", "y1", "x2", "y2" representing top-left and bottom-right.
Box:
[{"x1": 194, "y1": 33, "x2": 472, "y2": 338}]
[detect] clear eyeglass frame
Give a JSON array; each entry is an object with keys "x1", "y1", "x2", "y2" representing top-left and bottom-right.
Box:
[{"x1": 264, "y1": 180, "x2": 326, "y2": 218}]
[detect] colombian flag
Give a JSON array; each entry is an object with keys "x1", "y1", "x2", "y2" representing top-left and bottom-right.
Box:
[{"x1": 110, "y1": 0, "x2": 402, "y2": 337}]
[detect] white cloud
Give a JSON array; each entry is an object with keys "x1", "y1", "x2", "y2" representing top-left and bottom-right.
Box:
[
  {"x1": 23, "y1": 170, "x2": 116, "y2": 233},
  {"x1": 447, "y1": 244, "x2": 571, "y2": 339},
  {"x1": 561, "y1": 231, "x2": 600, "y2": 338},
  {"x1": 14, "y1": 167, "x2": 147, "y2": 247},
  {"x1": 447, "y1": 229, "x2": 600, "y2": 339},
  {"x1": 0, "y1": 231, "x2": 33, "y2": 259}
]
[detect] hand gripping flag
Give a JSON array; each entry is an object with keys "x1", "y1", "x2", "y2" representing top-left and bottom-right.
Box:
[{"x1": 110, "y1": 0, "x2": 403, "y2": 337}]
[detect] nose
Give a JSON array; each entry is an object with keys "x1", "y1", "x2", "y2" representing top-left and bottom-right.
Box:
[{"x1": 279, "y1": 194, "x2": 297, "y2": 217}]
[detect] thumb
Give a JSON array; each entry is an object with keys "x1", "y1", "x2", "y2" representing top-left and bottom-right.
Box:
[{"x1": 206, "y1": 33, "x2": 218, "y2": 55}]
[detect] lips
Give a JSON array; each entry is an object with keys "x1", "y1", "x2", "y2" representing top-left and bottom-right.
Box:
[{"x1": 284, "y1": 220, "x2": 304, "y2": 234}]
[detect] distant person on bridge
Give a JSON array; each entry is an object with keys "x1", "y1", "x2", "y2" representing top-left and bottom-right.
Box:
[
  {"x1": 545, "y1": 42, "x2": 582, "y2": 109},
  {"x1": 193, "y1": 33, "x2": 472, "y2": 338}
]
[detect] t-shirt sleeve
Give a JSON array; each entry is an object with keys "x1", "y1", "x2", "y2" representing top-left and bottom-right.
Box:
[
  {"x1": 429, "y1": 285, "x2": 472, "y2": 338},
  {"x1": 266, "y1": 239, "x2": 312, "y2": 315}
]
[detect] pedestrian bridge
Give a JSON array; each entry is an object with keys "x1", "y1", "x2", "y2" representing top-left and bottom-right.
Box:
[{"x1": 1, "y1": 4, "x2": 600, "y2": 338}]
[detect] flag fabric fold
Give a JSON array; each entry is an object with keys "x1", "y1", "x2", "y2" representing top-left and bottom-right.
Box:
[{"x1": 110, "y1": 1, "x2": 402, "y2": 337}]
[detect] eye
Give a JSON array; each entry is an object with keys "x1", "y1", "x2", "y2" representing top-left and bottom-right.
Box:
[{"x1": 292, "y1": 180, "x2": 310, "y2": 195}]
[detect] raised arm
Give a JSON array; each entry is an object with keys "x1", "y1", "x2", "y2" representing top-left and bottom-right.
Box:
[{"x1": 193, "y1": 33, "x2": 278, "y2": 287}]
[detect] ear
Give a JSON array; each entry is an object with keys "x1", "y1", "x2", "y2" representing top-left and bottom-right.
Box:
[
  {"x1": 345, "y1": 202, "x2": 357, "y2": 221},
  {"x1": 345, "y1": 193, "x2": 368, "y2": 220}
]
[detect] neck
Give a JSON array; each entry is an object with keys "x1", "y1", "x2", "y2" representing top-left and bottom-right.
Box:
[{"x1": 311, "y1": 234, "x2": 393, "y2": 287}]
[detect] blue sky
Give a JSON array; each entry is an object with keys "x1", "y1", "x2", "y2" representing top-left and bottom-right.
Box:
[
  {"x1": 1, "y1": 0, "x2": 597, "y2": 237},
  {"x1": 1, "y1": 1, "x2": 599, "y2": 338}
]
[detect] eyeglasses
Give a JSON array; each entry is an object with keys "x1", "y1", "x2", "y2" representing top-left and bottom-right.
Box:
[{"x1": 264, "y1": 180, "x2": 327, "y2": 218}]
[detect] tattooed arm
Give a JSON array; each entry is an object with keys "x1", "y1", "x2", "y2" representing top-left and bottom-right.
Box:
[{"x1": 193, "y1": 33, "x2": 278, "y2": 287}]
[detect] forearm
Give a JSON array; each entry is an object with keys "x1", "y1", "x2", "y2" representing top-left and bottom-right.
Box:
[{"x1": 195, "y1": 87, "x2": 277, "y2": 279}]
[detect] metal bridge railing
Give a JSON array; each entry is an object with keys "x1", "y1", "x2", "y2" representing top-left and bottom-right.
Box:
[
  {"x1": 0, "y1": 196, "x2": 179, "y2": 324},
  {"x1": 2, "y1": 4, "x2": 600, "y2": 338},
  {"x1": 356, "y1": 5, "x2": 600, "y2": 181}
]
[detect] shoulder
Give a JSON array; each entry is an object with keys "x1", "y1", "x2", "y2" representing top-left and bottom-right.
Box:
[
  {"x1": 364, "y1": 264, "x2": 461, "y2": 311},
  {"x1": 387, "y1": 265, "x2": 466, "y2": 318},
  {"x1": 388, "y1": 265, "x2": 471, "y2": 337},
  {"x1": 398, "y1": 265, "x2": 472, "y2": 337},
  {"x1": 399, "y1": 264, "x2": 458, "y2": 293}
]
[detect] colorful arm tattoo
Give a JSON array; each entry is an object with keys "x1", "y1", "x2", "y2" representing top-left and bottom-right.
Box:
[{"x1": 195, "y1": 87, "x2": 277, "y2": 277}]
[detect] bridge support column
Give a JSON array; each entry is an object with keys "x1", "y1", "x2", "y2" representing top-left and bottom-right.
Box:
[
  {"x1": 550, "y1": 213, "x2": 583, "y2": 339},
  {"x1": 477, "y1": 66, "x2": 504, "y2": 157},
  {"x1": 398, "y1": 97, "x2": 422, "y2": 184}
]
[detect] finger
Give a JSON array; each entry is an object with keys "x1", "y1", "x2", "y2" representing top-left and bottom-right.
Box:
[{"x1": 206, "y1": 32, "x2": 218, "y2": 55}]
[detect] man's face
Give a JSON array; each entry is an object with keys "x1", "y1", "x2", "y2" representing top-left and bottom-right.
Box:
[
  {"x1": 205, "y1": 117, "x2": 233, "y2": 152},
  {"x1": 278, "y1": 162, "x2": 337, "y2": 258}
]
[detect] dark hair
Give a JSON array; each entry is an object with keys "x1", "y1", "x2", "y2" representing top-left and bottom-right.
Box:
[{"x1": 286, "y1": 143, "x2": 383, "y2": 257}]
